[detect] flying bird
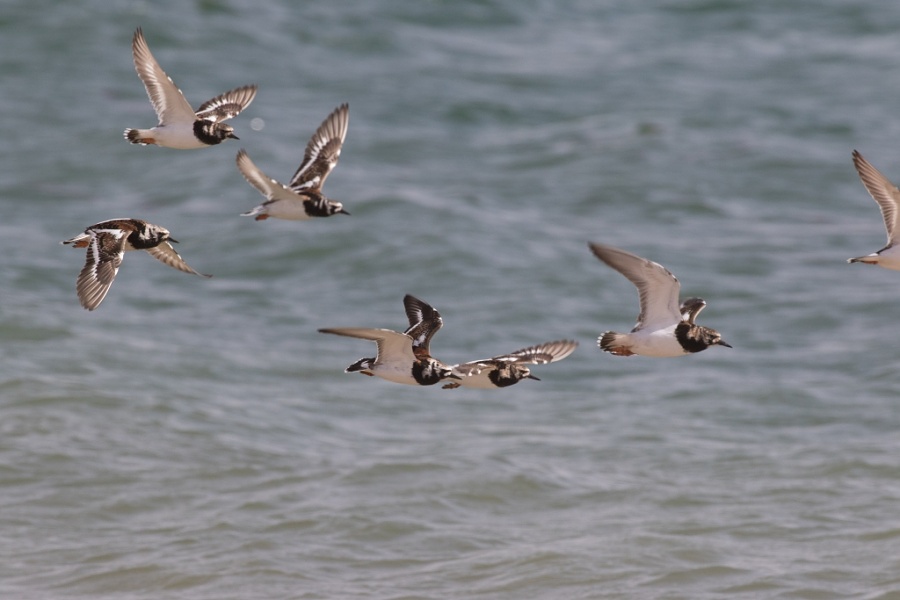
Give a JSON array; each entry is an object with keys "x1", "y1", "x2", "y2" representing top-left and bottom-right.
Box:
[
  {"x1": 124, "y1": 27, "x2": 257, "y2": 149},
  {"x1": 847, "y1": 150, "x2": 900, "y2": 271},
  {"x1": 239, "y1": 103, "x2": 350, "y2": 220},
  {"x1": 589, "y1": 242, "x2": 731, "y2": 357},
  {"x1": 62, "y1": 218, "x2": 210, "y2": 311},
  {"x1": 443, "y1": 339, "x2": 578, "y2": 389},
  {"x1": 319, "y1": 294, "x2": 457, "y2": 386}
]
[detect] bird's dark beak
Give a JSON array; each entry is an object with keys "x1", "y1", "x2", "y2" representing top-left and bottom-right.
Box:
[
  {"x1": 339, "y1": 208, "x2": 350, "y2": 215},
  {"x1": 447, "y1": 372, "x2": 462, "y2": 380},
  {"x1": 718, "y1": 340, "x2": 732, "y2": 348},
  {"x1": 169, "y1": 237, "x2": 179, "y2": 244},
  {"x1": 527, "y1": 374, "x2": 541, "y2": 381},
  {"x1": 228, "y1": 132, "x2": 240, "y2": 140}
]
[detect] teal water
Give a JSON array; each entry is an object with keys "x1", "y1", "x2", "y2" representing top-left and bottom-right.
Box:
[{"x1": 2, "y1": 0, "x2": 900, "y2": 597}]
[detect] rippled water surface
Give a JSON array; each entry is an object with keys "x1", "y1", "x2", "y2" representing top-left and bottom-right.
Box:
[{"x1": 3, "y1": 1, "x2": 900, "y2": 598}]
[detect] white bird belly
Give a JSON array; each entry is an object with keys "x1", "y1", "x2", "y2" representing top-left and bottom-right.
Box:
[
  {"x1": 626, "y1": 326, "x2": 688, "y2": 357},
  {"x1": 149, "y1": 126, "x2": 208, "y2": 150},
  {"x1": 260, "y1": 199, "x2": 312, "y2": 220},
  {"x1": 371, "y1": 363, "x2": 419, "y2": 385}
]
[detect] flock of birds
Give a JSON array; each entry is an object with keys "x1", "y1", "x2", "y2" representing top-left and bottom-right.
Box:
[{"x1": 61, "y1": 28, "x2": 900, "y2": 390}]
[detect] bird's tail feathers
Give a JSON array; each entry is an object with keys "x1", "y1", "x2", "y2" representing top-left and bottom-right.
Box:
[{"x1": 598, "y1": 331, "x2": 628, "y2": 353}]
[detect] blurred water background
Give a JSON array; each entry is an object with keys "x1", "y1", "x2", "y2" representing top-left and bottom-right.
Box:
[{"x1": 2, "y1": 0, "x2": 900, "y2": 597}]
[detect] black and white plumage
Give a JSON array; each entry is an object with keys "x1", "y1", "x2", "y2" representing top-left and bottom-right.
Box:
[
  {"x1": 124, "y1": 28, "x2": 257, "y2": 149},
  {"x1": 847, "y1": 150, "x2": 900, "y2": 271},
  {"x1": 679, "y1": 297, "x2": 707, "y2": 324},
  {"x1": 61, "y1": 218, "x2": 210, "y2": 311},
  {"x1": 238, "y1": 104, "x2": 350, "y2": 220},
  {"x1": 318, "y1": 294, "x2": 456, "y2": 386},
  {"x1": 400, "y1": 294, "x2": 443, "y2": 357},
  {"x1": 589, "y1": 242, "x2": 731, "y2": 357},
  {"x1": 443, "y1": 339, "x2": 578, "y2": 390}
]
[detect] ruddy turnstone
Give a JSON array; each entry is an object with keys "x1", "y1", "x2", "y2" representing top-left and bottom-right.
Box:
[
  {"x1": 238, "y1": 103, "x2": 350, "y2": 220},
  {"x1": 62, "y1": 218, "x2": 211, "y2": 311},
  {"x1": 318, "y1": 295, "x2": 457, "y2": 386},
  {"x1": 124, "y1": 27, "x2": 257, "y2": 149},
  {"x1": 589, "y1": 242, "x2": 731, "y2": 357},
  {"x1": 847, "y1": 150, "x2": 900, "y2": 271},
  {"x1": 442, "y1": 339, "x2": 578, "y2": 389}
]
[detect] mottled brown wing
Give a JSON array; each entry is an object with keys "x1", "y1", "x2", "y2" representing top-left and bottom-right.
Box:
[
  {"x1": 76, "y1": 229, "x2": 128, "y2": 311},
  {"x1": 144, "y1": 242, "x2": 211, "y2": 277},
  {"x1": 289, "y1": 103, "x2": 349, "y2": 191},
  {"x1": 195, "y1": 85, "x2": 258, "y2": 123}
]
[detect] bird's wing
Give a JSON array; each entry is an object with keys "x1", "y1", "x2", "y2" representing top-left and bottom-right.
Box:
[
  {"x1": 402, "y1": 294, "x2": 443, "y2": 353},
  {"x1": 131, "y1": 27, "x2": 196, "y2": 125},
  {"x1": 450, "y1": 360, "x2": 496, "y2": 377},
  {"x1": 144, "y1": 241, "x2": 211, "y2": 277},
  {"x1": 490, "y1": 339, "x2": 579, "y2": 365},
  {"x1": 589, "y1": 242, "x2": 681, "y2": 331},
  {"x1": 289, "y1": 103, "x2": 349, "y2": 191},
  {"x1": 318, "y1": 327, "x2": 417, "y2": 364},
  {"x1": 76, "y1": 228, "x2": 128, "y2": 311},
  {"x1": 235, "y1": 149, "x2": 298, "y2": 202},
  {"x1": 195, "y1": 85, "x2": 258, "y2": 123},
  {"x1": 679, "y1": 297, "x2": 707, "y2": 324},
  {"x1": 852, "y1": 150, "x2": 900, "y2": 244}
]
